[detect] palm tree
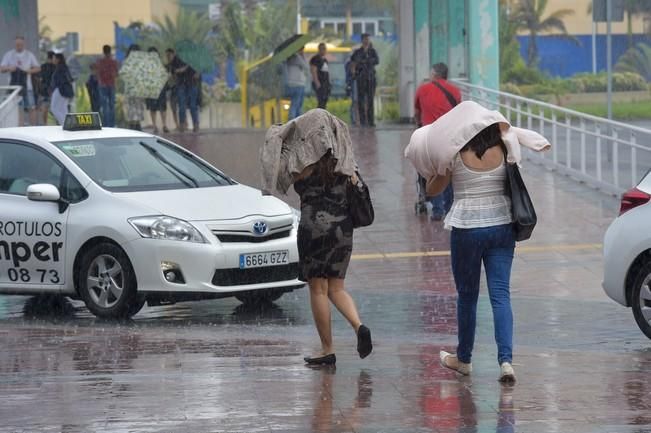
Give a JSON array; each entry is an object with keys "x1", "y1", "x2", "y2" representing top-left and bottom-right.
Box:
[
  {"x1": 213, "y1": 0, "x2": 296, "y2": 62},
  {"x1": 615, "y1": 42, "x2": 651, "y2": 80},
  {"x1": 144, "y1": 10, "x2": 216, "y2": 55},
  {"x1": 511, "y1": 0, "x2": 578, "y2": 66}
]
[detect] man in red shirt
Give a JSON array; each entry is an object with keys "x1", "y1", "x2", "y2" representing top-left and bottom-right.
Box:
[
  {"x1": 413, "y1": 63, "x2": 461, "y2": 220},
  {"x1": 95, "y1": 45, "x2": 119, "y2": 127},
  {"x1": 414, "y1": 63, "x2": 461, "y2": 127}
]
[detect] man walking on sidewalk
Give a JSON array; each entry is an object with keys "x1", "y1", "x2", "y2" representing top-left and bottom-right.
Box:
[{"x1": 414, "y1": 62, "x2": 461, "y2": 220}]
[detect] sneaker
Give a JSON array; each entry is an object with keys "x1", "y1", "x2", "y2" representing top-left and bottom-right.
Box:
[
  {"x1": 439, "y1": 351, "x2": 472, "y2": 376},
  {"x1": 499, "y1": 362, "x2": 516, "y2": 384}
]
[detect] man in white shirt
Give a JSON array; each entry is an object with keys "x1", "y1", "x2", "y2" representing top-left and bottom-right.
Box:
[{"x1": 0, "y1": 36, "x2": 41, "y2": 126}]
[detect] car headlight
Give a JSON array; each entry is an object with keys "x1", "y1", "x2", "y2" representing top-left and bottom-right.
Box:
[
  {"x1": 129, "y1": 216, "x2": 206, "y2": 243},
  {"x1": 292, "y1": 208, "x2": 301, "y2": 227}
]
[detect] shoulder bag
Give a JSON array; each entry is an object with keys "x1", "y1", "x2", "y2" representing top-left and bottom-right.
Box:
[
  {"x1": 347, "y1": 172, "x2": 374, "y2": 228},
  {"x1": 432, "y1": 80, "x2": 459, "y2": 108},
  {"x1": 502, "y1": 147, "x2": 537, "y2": 241}
]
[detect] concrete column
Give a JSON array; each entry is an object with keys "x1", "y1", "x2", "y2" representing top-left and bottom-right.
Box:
[
  {"x1": 467, "y1": 0, "x2": 499, "y2": 89},
  {"x1": 447, "y1": 0, "x2": 467, "y2": 78},
  {"x1": 429, "y1": 0, "x2": 448, "y2": 67},
  {"x1": 398, "y1": 0, "x2": 415, "y2": 122},
  {"x1": 413, "y1": 0, "x2": 430, "y2": 85}
]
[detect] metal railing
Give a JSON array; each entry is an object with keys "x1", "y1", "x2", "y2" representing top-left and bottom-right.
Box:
[
  {"x1": 453, "y1": 80, "x2": 651, "y2": 196},
  {"x1": 0, "y1": 86, "x2": 21, "y2": 128}
]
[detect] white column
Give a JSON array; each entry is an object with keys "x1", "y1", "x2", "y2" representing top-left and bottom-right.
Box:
[{"x1": 398, "y1": 0, "x2": 416, "y2": 122}]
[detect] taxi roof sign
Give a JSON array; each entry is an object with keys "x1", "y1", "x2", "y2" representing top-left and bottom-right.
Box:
[{"x1": 63, "y1": 112, "x2": 102, "y2": 131}]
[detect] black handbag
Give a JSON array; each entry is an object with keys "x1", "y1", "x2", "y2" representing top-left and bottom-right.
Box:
[
  {"x1": 347, "y1": 172, "x2": 374, "y2": 228},
  {"x1": 502, "y1": 148, "x2": 537, "y2": 241}
]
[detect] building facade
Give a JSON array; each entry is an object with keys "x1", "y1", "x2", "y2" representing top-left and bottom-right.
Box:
[{"x1": 37, "y1": 0, "x2": 178, "y2": 55}]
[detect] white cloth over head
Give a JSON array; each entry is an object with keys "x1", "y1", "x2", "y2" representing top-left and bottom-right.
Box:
[{"x1": 404, "y1": 100, "x2": 551, "y2": 179}]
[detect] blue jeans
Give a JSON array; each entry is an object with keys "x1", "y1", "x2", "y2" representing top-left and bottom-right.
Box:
[
  {"x1": 99, "y1": 86, "x2": 116, "y2": 127},
  {"x1": 431, "y1": 183, "x2": 453, "y2": 217},
  {"x1": 177, "y1": 83, "x2": 199, "y2": 127},
  {"x1": 287, "y1": 85, "x2": 305, "y2": 120},
  {"x1": 450, "y1": 224, "x2": 515, "y2": 365}
]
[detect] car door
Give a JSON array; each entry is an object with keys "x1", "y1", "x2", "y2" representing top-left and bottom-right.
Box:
[{"x1": 0, "y1": 140, "x2": 70, "y2": 291}]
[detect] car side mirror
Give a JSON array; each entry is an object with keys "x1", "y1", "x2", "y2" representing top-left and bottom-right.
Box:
[{"x1": 26, "y1": 184, "x2": 61, "y2": 202}]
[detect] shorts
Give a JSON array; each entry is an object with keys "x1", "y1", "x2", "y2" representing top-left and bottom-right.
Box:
[
  {"x1": 146, "y1": 90, "x2": 167, "y2": 112},
  {"x1": 20, "y1": 90, "x2": 36, "y2": 110},
  {"x1": 39, "y1": 95, "x2": 51, "y2": 107}
]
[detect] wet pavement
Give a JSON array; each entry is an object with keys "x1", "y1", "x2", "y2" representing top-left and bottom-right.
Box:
[{"x1": 1, "y1": 127, "x2": 650, "y2": 433}]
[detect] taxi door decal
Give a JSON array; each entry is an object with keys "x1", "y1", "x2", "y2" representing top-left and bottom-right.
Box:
[{"x1": 0, "y1": 219, "x2": 65, "y2": 285}]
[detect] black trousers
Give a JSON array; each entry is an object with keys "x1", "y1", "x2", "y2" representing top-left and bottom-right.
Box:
[
  {"x1": 313, "y1": 82, "x2": 330, "y2": 109},
  {"x1": 357, "y1": 79, "x2": 376, "y2": 126}
]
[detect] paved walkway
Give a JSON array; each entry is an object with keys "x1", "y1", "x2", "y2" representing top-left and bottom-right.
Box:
[{"x1": 1, "y1": 127, "x2": 650, "y2": 433}]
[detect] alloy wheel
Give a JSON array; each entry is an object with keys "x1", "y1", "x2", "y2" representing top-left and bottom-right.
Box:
[
  {"x1": 638, "y1": 273, "x2": 651, "y2": 324},
  {"x1": 86, "y1": 254, "x2": 124, "y2": 309}
]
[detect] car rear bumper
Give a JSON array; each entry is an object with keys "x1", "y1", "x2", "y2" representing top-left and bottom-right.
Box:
[{"x1": 603, "y1": 217, "x2": 629, "y2": 306}]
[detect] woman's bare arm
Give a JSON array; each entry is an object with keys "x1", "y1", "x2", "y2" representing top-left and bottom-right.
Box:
[{"x1": 426, "y1": 171, "x2": 451, "y2": 196}]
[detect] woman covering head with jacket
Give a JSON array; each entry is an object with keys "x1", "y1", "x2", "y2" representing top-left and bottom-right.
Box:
[{"x1": 261, "y1": 109, "x2": 373, "y2": 366}]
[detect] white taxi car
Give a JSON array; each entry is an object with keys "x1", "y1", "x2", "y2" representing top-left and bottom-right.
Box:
[
  {"x1": 0, "y1": 113, "x2": 303, "y2": 318},
  {"x1": 603, "y1": 169, "x2": 651, "y2": 339}
]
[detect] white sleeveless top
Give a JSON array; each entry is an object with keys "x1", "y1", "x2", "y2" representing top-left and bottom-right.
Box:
[{"x1": 444, "y1": 153, "x2": 512, "y2": 230}]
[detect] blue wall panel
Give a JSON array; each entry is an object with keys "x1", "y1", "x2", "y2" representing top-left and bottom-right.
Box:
[{"x1": 517, "y1": 34, "x2": 651, "y2": 78}]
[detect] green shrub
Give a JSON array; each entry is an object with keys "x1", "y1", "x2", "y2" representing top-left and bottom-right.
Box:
[
  {"x1": 501, "y1": 62, "x2": 547, "y2": 85},
  {"x1": 303, "y1": 96, "x2": 351, "y2": 123},
  {"x1": 567, "y1": 72, "x2": 646, "y2": 93},
  {"x1": 500, "y1": 82, "x2": 523, "y2": 96}
]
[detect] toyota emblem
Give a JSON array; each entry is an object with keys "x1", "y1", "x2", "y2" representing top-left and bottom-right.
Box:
[{"x1": 252, "y1": 221, "x2": 268, "y2": 236}]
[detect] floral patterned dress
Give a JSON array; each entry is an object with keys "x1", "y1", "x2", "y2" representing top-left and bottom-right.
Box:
[{"x1": 294, "y1": 170, "x2": 353, "y2": 281}]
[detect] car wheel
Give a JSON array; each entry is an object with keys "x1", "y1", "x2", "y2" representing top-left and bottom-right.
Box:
[
  {"x1": 631, "y1": 262, "x2": 651, "y2": 339},
  {"x1": 235, "y1": 289, "x2": 284, "y2": 305},
  {"x1": 78, "y1": 243, "x2": 139, "y2": 319}
]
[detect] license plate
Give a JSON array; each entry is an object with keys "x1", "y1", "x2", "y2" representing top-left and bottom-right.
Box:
[{"x1": 239, "y1": 250, "x2": 289, "y2": 269}]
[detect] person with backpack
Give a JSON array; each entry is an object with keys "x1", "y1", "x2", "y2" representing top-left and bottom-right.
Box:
[
  {"x1": 414, "y1": 63, "x2": 461, "y2": 220},
  {"x1": 49, "y1": 53, "x2": 74, "y2": 125}
]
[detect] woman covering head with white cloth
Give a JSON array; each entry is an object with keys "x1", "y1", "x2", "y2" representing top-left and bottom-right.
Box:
[
  {"x1": 405, "y1": 100, "x2": 550, "y2": 383},
  {"x1": 261, "y1": 108, "x2": 373, "y2": 366}
]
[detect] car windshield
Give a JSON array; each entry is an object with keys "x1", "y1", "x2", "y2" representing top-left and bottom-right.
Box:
[{"x1": 53, "y1": 137, "x2": 232, "y2": 192}]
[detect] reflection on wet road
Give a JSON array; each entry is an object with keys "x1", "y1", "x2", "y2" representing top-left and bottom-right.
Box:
[{"x1": 1, "y1": 128, "x2": 650, "y2": 433}]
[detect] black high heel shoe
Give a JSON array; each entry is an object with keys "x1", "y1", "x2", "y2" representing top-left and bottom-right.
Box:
[
  {"x1": 357, "y1": 325, "x2": 373, "y2": 359},
  {"x1": 304, "y1": 353, "x2": 336, "y2": 365}
]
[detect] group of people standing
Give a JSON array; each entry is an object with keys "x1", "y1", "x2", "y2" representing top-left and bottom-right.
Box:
[
  {"x1": 285, "y1": 33, "x2": 379, "y2": 127},
  {"x1": 1, "y1": 36, "x2": 202, "y2": 132},
  {"x1": 91, "y1": 44, "x2": 201, "y2": 132},
  {"x1": 1, "y1": 36, "x2": 75, "y2": 126}
]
